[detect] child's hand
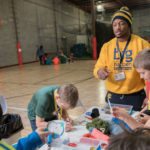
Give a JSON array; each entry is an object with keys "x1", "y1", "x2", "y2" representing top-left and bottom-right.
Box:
[
  {"x1": 112, "y1": 107, "x2": 130, "y2": 121},
  {"x1": 36, "y1": 127, "x2": 50, "y2": 143},
  {"x1": 138, "y1": 113, "x2": 150, "y2": 124},
  {"x1": 65, "y1": 118, "x2": 73, "y2": 132}
]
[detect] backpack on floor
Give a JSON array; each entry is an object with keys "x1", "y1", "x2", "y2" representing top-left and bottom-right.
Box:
[{"x1": 0, "y1": 114, "x2": 24, "y2": 139}]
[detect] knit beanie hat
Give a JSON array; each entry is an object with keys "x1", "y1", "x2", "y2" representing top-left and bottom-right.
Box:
[{"x1": 112, "y1": 7, "x2": 132, "y2": 26}]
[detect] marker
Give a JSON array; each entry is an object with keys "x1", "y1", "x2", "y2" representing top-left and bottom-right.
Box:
[
  {"x1": 85, "y1": 116, "x2": 93, "y2": 120},
  {"x1": 47, "y1": 134, "x2": 52, "y2": 150}
]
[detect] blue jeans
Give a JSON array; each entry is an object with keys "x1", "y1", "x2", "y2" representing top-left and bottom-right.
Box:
[
  {"x1": 30, "y1": 120, "x2": 37, "y2": 131},
  {"x1": 29, "y1": 116, "x2": 57, "y2": 131}
]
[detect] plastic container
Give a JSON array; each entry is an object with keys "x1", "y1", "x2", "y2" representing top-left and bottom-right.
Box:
[{"x1": 103, "y1": 103, "x2": 133, "y2": 115}]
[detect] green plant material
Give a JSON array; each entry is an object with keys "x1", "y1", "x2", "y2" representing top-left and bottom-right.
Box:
[{"x1": 86, "y1": 118, "x2": 110, "y2": 135}]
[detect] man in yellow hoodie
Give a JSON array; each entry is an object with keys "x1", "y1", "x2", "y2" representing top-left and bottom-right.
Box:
[{"x1": 93, "y1": 7, "x2": 150, "y2": 111}]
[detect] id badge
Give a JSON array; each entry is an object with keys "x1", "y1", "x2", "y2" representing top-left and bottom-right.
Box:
[{"x1": 114, "y1": 72, "x2": 126, "y2": 81}]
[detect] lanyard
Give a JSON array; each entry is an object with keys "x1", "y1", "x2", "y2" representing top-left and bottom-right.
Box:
[
  {"x1": 116, "y1": 35, "x2": 131, "y2": 66},
  {"x1": 54, "y1": 89, "x2": 62, "y2": 120}
]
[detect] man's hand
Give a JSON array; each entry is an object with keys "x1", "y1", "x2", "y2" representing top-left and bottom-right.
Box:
[
  {"x1": 36, "y1": 127, "x2": 50, "y2": 143},
  {"x1": 97, "y1": 68, "x2": 111, "y2": 80}
]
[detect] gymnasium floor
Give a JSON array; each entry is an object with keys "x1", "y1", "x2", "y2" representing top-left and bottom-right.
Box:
[{"x1": 0, "y1": 60, "x2": 107, "y2": 137}]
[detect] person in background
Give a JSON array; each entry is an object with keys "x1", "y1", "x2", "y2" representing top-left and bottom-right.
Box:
[
  {"x1": 93, "y1": 7, "x2": 150, "y2": 111},
  {"x1": 43, "y1": 53, "x2": 48, "y2": 65},
  {"x1": 36, "y1": 45, "x2": 44, "y2": 65},
  {"x1": 52, "y1": 54, "x2": 59, "y2": 65},
  {"x1": 68, "y1": 53, "x2": 74, "y2": 63},
  {"x1": 58, "y1": 50, "x2": 68, "y2": 64}
]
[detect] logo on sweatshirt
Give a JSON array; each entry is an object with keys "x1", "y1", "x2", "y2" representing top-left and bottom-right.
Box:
[{"x1": 114, "y1": 48, "x2": 133, "y2": 70}]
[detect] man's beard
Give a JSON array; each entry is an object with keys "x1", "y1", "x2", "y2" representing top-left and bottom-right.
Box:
[{"x1": 116, "y1": 32, "x2": 129, "y2": 39}]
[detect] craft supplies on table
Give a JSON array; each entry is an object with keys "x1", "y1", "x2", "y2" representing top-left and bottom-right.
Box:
[
  {"x1": 62, "y1": 137, "x2": 108, "y2": 150},
  {"x1": 40, "y1": 106, "x2": 138, "y2": 150}
]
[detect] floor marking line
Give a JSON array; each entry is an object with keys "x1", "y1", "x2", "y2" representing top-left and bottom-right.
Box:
[{"x1": 8, "y1": 106, "x2": 27, "y2": 111}]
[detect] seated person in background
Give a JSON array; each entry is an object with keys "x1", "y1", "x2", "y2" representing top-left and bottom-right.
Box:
[
  {"x1": 45, "y1": 57, "x2": 52, "y2": 65},
  {"x1": 27, "y1": 84, "x2": 79, "y2": 132},
  {"x1": 58, "y1": 50, "x2": 68, "y2": 64},
  {"x1": 0, "y1": 102, "x2": 50, "y2": 150},
  {"x1": 106, "y1": 128, "x2": 150, "y2": 150},
  {"x1": 52, "y1": 55, "x2": 59, "y2": 65},
  {"x1": 112, "y1": 49, "x2": 150, "y2": 130},
  {"x1": 68, "y1": 53, "x2": 74, "y2": 63},
  {"x1": 42, "y1": 53, "x2": 48, "y2": 65},
  {"x1": 42, "y1": 53, "x2": 52, "y2": 65}
]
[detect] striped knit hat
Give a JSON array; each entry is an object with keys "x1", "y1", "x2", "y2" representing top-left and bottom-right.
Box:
[{"x1": 112, "y1": 7, "x2": 132, "y2": 26}]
